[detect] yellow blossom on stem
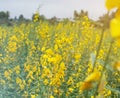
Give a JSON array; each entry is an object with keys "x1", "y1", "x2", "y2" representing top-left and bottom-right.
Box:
[
  {"x1": 19, "y1": 84, "x2": 25, "y2": 90},
  {"x1": 91, "y1": 96, "x2": 94, "y2": 98},
  {"x1": 68, "y1": 87, "x2": 74, "y2": 93},
  {"x1": 80, "y1": 81, "x2": 93, "y2": 91},
  {"x1": 85, "y1": 71, "x2": 101, "y2": 82},
  {"x1": 110, "y1": 18, "x2": 120, "y2": 38},
  {"x1": 27, "y1": 71, "x2": 34, "y2": 79},
  {"x1": 8, "y1": 41, "x2": 17, "y2": 52},
  {"x1": 50, "y1": 95, "x2": 54, "y2": 98},
  {"x1": 105, "y1": 0, "x2": 120, "y2": 10},
  {"x1": 4, "y1": 71, "x2": 10, "y2": 78},
  {"x1": 113, "y1": 61, "x2": 120, "y2": 71},
  {"x1": 16, "y1": 77, "x2": 22, "y2": 84},
  {"x1": 31, "y1": 94, "x2": 36, "y2": 98},
  {"x1": 67, "y1": 77, "x2": 73, "y2": 85},
  {"x1": 44, "y1": 79, "x2": 49, "y2": 85},
  {"x1": 115, "y1": 9, "x2": 120, "y2": 19}
]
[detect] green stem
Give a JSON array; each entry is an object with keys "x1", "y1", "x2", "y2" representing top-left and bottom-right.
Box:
[
  {"x1": 95, "y1": 39, "x2": 114, "y2": 97},
  {"x1": 92, "y1": 29, "x2": 104, "y2": 72},
  {"x1": 102, "y1": 40, "x2": 114, "y2": 70}
]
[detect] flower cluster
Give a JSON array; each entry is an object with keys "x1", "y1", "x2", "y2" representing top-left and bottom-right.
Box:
[{"x1": 0, "y1": 1, "x2": 120, "y2": 97}]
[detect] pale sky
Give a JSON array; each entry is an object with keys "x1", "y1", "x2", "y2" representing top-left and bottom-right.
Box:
[{"x1": 0, "y1": 0, "x2": 107, "y2": 20}]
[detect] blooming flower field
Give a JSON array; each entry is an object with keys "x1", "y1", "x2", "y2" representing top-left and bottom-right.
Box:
[{"x1": 0, "y1": 0, "x2": 120, "y2": 98}]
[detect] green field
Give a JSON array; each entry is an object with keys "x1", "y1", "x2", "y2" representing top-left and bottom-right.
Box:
[{"x1": 0, "y1": 15, "x2": 120, "y2": 98}]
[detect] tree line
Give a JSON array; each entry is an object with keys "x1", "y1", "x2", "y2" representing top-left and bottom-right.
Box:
[
  {"x1": 0, "y1": 11, "x2": 59, "y2": 26},
  {"x1": 0, "y1": 10, "x2": 115, "y2": 28}
]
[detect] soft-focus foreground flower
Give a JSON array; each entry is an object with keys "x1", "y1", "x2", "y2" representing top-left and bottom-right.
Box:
[
  {"x1": 106, "y1": 0, "x2": 120, "y2": 38},
  {"x1": 115, "y1": 9, "x2": 120, "y2": 19},
  {"x1": 80, "y1": 71, "x2": 101, "y2": 91},
  {"x1": 50, "y1": 95, "x2": 54, "y2": 98},
  {"x1": 114, "y1": 61, "x2": 120, "y2": 71},
  {"x1": 80, "y1": 81, "x2": 93, "y2": 91},
  {"x1": 105, "y1": 0, "x2": 120, "y2": 10},
  {"x1": 85, "y1": 71, "x2": 101, "y2": 82},
  {"x1": 110, "y1": 18, "x2": 120, "y2": 38}
]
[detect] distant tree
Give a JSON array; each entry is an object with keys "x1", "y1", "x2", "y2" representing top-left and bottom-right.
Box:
[
  {"x1": 0, "y1": 11, "x2": 10, "y2": 25},
  {"x1": 13, "y1": 16, "x2": 18, "y2": 22},
  {"x1": 74, "y1": 10, "x2": 79, "y2": 19},
  {"x1": 39, "y1": 15, "x2": 46, "y2": 21},
  {"x1": 73, "y1": 10, "x2": 88, "y2": 20},
  {"x1": 18, "y1": 14, "x2": 24, "y2": 21},
  {"x1": 0, "y1": 11, "x2": 31, "y2": 25},
  {"x1": 48, "y1": 16, "x2": 58, "y2": 24},
  {"x1": 62, "y1": 18, "x2": 71, "y2": 24},
  {"x1": 79, "y1": 10, "x2": 88, "y2": 18},
  {"x1": 0, "y1": 11, "x2": 10, "y2": 19},
  {"x1": 17, "y1": 14, "x2": 31, "y2": 24},
  {"x1": 6, "y1": 11, "x2": 10, "y2": 19},
  {"x1": 97, "y1": 12, "x2": 115, "y2": 28}
]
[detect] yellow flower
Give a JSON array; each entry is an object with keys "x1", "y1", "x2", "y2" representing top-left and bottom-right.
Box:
[
  {"x1": 8, "y1": 41, "x2": 17, "y2": 52},
  {"x1": 44, "y1": 79, "x2": 49, "y2": 85},
  {"x1": 10, "y1": 35, "x2": 18, "y2": 42},
  {"x1": 14, "y1": 65, "x2": 20, "y2": 74},
  {"x1": 19, "y1": 84, "x2": 24, "y2": 90},
  {"x1": 32, "y1": 65, "x2": 37, "y2": 72},
  {"x1": 50, "y1": 95, "x2": 54, "y2": 98},
  {"x1": 60, "y1": 62, "x2": 66, "y2": 70},
  {"x1": 31, "y1": 94, "x2": 36, "y2": 98},
  {"x1": 0, "y1": 54, "x2": 2, "y2": 56},
  {"x1": 67, "y1": 77, "x2": 73, "y2": 85},
  {"x1": 104, "y1": 89, "x2": 111, "y2": 97},
  {"x1": 28, "y1": 79, "x2": 32, "y2": 86},
  {"x1": 22, "y1": 91, "x2": 28, "y2": 98},
  {"x1": 54, "y1": 88, "x2": 59, "y2": 94},
  {"x1": 85, "y1": 71, "x2": 101, "y2": 82},
  {"x1": 24, "y1": 64, "x2": 31, "y2": 72},
  {"x1": 74, "y1": 53, "x2": 81, "y2": 60},
  {"x1": 68, "y1": 87, "x2": 74, "y2": 93},
  {"x1": 0, "y1": 79, "x2": 5, "y2": 84},
  {"x1": 74, "y1": 53, "x2": 81, "y2": 63},
  {"x1": 26, "y1": 71, "x2": 34, "y2": 79},
  {"x1": 4, "y1": 71, "x2": 10, "y2": 78},
  {"x1": 46, "y1": 48, "x2": 54, "y2": 56},
  {"x1": 115, "y1": 9, "x2": 120, "y2": 19},
  {"x1": 80, "y1": 81, "x2": 93, "y2": 91},
  {"x1": 16, "y1": 77, "x2": 22, "y2": 84},
  {"x1": 91, "y1": 96, "x2": 94, "y2": 98},
  {"x1": 110, "y1": 18, "x2": 120, "y2": 38},
  {"x1": 107, "y1": 90, "x2": 111, "y2": 96},
  {"x1": 105, "y1": 0, "x2": 120, "y2": 10},
  {"x1": 33, "y1": 11, "x2": 39, "y2": 22},
  {"x1": 114, "y1": 61, "x2": 120, "y2": 71}
]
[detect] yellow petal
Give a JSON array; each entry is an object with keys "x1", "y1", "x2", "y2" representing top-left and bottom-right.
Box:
[
  {"x1": 50, "y1": 95, "x2": 54, "y2": 98},
  {"x1": 85, "y1": 71, "x2": 101, "y2": 82},
  {"x1": 110, "y1": 18, "x2": 120, "y2": 38},
  {"x1": 115, "y1": 9, "x2": 120, "y2": 19},
  {"x1": 114, "y1": 61, "x2": 120, "y2": 71},
  {"x1": 105, "y1": 0, "x2": 120, "y2": 10},
  {"x1": 80, "y1": 81, "x2": 93, "y2": 91}
]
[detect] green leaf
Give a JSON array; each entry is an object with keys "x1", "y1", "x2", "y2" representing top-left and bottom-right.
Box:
[
  {"x1": 90, "y1": 53, "x2": 96, "y2": 66},
  {"x1": 106, "y1": 86, "x2": 120, "y2": 94}
]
